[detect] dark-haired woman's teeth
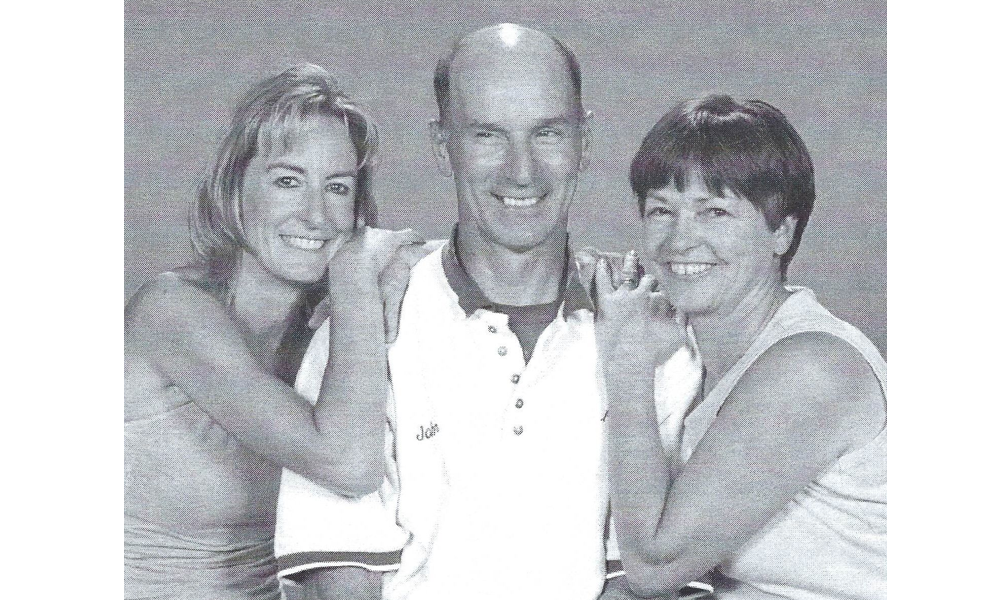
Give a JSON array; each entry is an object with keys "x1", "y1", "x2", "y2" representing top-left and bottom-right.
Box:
[
  {"x1": 282, "y1": 236, "x2": 325, "y2": 250},
  {"x1": 501, "y1": 196, "x2": 540, "y2": 207},
  {"x1": 669, "y1": 263, "x2": 713, "y2": 276}
]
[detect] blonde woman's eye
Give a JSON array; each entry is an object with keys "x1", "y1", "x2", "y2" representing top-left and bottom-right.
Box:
[
  {"x1": 707, "y1": 207, "x2": 730, "y2": 217},
  {"x1": 326, "y1": 182, "x2": 352, "y2": 195},
  {"x1": 274, "y1": 176, "x2": 300, "y2": 188}
]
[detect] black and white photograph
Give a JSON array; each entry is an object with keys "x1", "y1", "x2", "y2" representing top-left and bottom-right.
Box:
[{"x1": 123, "y1": 2, "x2": 888, "y2": 598}]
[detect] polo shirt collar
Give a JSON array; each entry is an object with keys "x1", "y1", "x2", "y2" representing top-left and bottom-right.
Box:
[{"x1": 441, "y1": 225, "x2": 594, "y2": 317}]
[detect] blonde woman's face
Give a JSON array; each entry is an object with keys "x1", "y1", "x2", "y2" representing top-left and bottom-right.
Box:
[{"x1": 241, "y1": 117, "x2": 358, "y2": 285}]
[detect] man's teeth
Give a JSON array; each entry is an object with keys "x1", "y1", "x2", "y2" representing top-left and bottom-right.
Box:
[
  {"x1": 500, "y1": 196, "x2": 541, "y2": 207},
  {"x1": 282, "y1": 236, "x2": 325, "y2": 250},
  {"x1": 669, "y1": 263, "x2": 713, "y2": 276}
]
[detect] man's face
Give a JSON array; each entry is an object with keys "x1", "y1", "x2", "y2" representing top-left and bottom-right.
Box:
[{"x1": 434, "y1": 52, "x2": 589, "y2": 252}]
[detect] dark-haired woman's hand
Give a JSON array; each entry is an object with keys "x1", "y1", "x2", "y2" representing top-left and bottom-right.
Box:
[{"x1": 593, "y1": 256, "x2": 687, "y2": 369}]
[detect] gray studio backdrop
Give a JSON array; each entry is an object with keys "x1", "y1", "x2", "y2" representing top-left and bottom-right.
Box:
[{"x1": 125, "y1": 0, "x2": 886, "y2": 355}]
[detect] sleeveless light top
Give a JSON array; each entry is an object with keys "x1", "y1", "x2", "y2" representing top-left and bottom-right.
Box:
[
  {"x1": 124, "y1": 392, "x2": 281, "y2": 599},
  {"x1": 680, "y1": 287, "x2": 886, "y2": 600},
  {"x1": 124, "y1": 274, "x2": 319, "y2": 599}
]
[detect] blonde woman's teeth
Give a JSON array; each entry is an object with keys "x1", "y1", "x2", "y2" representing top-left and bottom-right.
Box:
[
  {"x1": 282, "y1": 236, "x2": 325, "y2": 250},
  {"x1": 669, "y1": 263, "x2": 713, "y2": 276}
]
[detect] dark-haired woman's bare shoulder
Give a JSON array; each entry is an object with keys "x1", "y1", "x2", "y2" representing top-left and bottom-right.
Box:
[
  {"x1": 124, "y1": 268, "x2": 227, "y2": 421},
  {"x1": 731, "y1": 331, "x2": 885, "y2": 459}
]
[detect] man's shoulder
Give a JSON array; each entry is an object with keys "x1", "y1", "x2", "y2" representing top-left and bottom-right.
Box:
[
  {"x1": 395, "y1": 240, "x2": 455, "y2": 331},
  {"x1": 410, "y1": 240, "x2": 447, "y2": 273},
  {"x1": 405, "y1": 240, "x2": 448, "y2": 294}
]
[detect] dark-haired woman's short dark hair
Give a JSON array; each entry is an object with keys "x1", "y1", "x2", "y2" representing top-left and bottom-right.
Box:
[
  {"x1": 190, "y1": 64, "x2": 379, "y2": 284},
  {"x1": 630, "y1": 94, "x2": 814, "y2": 277}
]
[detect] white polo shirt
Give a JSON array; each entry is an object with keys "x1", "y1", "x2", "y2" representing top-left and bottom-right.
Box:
[{"x1": 275, "y1": 242, "x2": 700, "y2": 599}]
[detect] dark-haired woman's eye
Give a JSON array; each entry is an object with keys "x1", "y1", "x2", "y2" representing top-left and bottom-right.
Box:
[
  {"x1": 707, "y1": 207, "x2": 730, "y2": 217},
  {"x1": 645, "y1": 206, "x2": 672, "y2": 218}
]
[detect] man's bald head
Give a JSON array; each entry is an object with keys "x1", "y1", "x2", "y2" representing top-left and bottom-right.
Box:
[{"x1": 433, "y1": 24, "x2": 583, "y2": 124}]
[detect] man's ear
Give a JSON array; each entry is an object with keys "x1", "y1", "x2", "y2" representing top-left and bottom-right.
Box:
[
  {"x1": 773, "y1": 214, "x2": 798, "y2": 256},
  {"x1": 428, "y1": 119, "x2": 453, "y2": 177},
  {"x1": 578, "y1": 109, "x2": 593, "y2": 173}
]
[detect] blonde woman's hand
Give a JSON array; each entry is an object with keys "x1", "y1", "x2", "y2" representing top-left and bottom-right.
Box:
[{"x1": 328, "y1": 227, "x2": 424, "y2": 293}]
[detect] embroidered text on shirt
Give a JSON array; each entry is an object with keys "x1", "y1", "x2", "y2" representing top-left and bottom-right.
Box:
[{"x1": 416, "y1": 422, "x2": 440, "y2": 441}]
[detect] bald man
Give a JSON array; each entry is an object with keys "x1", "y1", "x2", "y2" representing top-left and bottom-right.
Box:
[{"x1": 274, "y1": 24, "x2": 699, "y2": 600}]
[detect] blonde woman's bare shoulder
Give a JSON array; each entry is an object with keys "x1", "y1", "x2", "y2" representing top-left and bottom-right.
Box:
[{"x1": 124, "y1": 269, "x2": 227, "y2": 420}]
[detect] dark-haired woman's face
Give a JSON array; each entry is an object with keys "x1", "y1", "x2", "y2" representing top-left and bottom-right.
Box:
[
  {"x1": 641, "y1": 173, "x2": 792, "y2": 318},
  {"x1": 241, "y1": 118, "x2": 358, "y2": 285}
]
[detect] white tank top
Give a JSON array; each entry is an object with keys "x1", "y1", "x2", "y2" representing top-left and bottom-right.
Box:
[{"x1": 679, "y1": 287, "x2": 886, "y2": 600}]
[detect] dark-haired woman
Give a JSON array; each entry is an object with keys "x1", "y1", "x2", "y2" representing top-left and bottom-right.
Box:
[
  {"x1": 125, "y1": 64, "x2": 426, "y2": 599},
  {"x1": 596, "y1": 95, "x2": 886, "y2": 600}
]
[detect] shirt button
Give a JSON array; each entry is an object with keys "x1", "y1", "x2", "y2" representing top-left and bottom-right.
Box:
[
  {"x1": 511, "y1": 374, "x2": 520, "y2": 384},
  {"x1": 515, "y1": 399, "x2": 524, "y2": 409},
  {"x1": 498, "y1": 346, "x2": 507, "y2": 356},
  {"x1": 513, "y1": 425, "x2": 523, "y2": 436},
  {"x1": 488, "y1": 325, "x2": 497, "y2": 333}
]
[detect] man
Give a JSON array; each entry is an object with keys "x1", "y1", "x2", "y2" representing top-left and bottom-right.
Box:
[{"x1": 274, "y1": 24, "x2": 699, "y2": 600}]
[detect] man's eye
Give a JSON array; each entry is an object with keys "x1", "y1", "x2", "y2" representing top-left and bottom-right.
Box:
[
  {"x1": 326, "y1": 182, "x2": 352, "y2": 195},
  {"x1": 536, "y1": 128, "x2": 562, "y2": 138},
  {"x1": 274, "y1": 176, "x2": 300, "y2": 188}
]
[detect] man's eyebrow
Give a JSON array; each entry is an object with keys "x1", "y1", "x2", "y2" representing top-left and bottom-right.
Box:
[
  {"x1": 536, "y1": 116, "x2": 574, "y2": 128},
  {"x1": 465, "y1": 121, "x2": 507, "y2": 133}
]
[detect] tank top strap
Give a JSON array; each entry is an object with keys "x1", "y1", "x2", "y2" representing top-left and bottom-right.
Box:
[{"x1": 682, "y1": 287, "x2": 886, "y2": 458}]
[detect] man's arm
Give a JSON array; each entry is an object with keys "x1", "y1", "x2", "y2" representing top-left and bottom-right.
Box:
[
  {"x1": 282, "y1": 567, "x2": 382, "y2": 600},
  {"x1": 274, "y1": 322, "x2": 405, "y2": 599}
]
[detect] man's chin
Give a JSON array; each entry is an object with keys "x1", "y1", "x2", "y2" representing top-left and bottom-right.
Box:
[
  {"x1": 481, "y1": 223, "x2": 565, "y2": 254},
  {"x1": 490, "y1": 234, "x2": 554, "y2": 254}
]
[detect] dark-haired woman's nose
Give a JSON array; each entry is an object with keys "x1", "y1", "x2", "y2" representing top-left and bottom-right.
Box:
[{"x1": 668, "y1": 214, "x2": 701, "y2": 253}]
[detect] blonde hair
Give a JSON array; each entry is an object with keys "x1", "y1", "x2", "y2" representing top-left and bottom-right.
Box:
[{"x1": 190, "y1": 63, "x2": 379, "y2": 283}]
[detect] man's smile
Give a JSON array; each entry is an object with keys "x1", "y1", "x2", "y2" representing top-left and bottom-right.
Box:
[{"x1": 493, "y1": 193, "x2": 545, "y2": 208}]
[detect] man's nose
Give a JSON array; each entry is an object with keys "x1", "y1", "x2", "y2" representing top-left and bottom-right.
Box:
[{"x1": 503, "y1": 140, "x2": 536, "y2": 186}]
